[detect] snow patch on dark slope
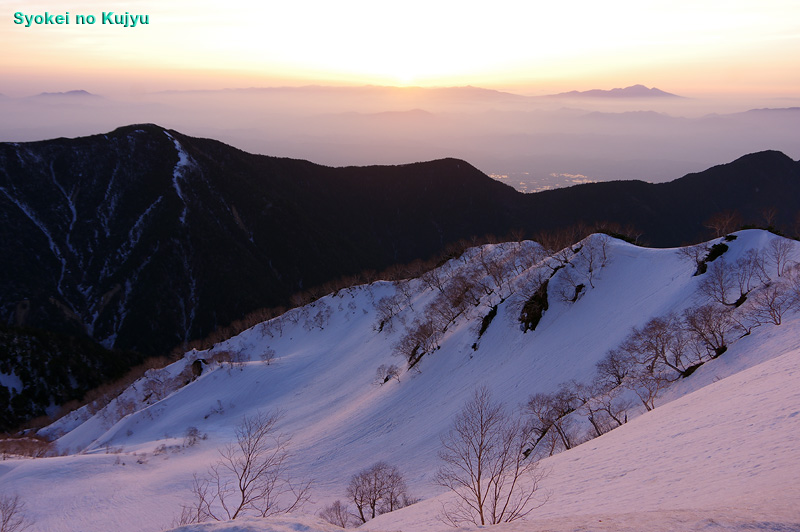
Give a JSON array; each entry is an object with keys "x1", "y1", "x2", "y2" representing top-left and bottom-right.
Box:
[{"x1": 2, "y1": 230, "x2": 799, "y2": 532}]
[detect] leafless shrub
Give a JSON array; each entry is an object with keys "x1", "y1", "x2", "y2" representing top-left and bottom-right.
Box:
[
  {"x1": 426, "y1": 293, "x2": 464, "y2": 329},
  {"x1": 230, "y1": 350, "x2": 248, "y2": 370},
  {"x1": 767, "y1": 239, "x2": 795, "y2": 277},
  {"x1": 180, "y1": 410, "x2": 312, "y2": 522},
  {"x1": 747, "y1": 282, "x2": 793, "y2": 326},
  {"x1": 678, "y1": 244, "x2": 709, "y2": 275},
  {"x1": 260, "y1": 348, "x2": 277, "y2": 366},
  {"x1": 704, "y1": 211, "x2": 742, "y2": 238},
  {"x1": 114, "y1": 397, "x2": 137, "y2": 422},
  {"x1": 595, "y1": 348, "x2": 637, "y2": 389},
  {"x1": 682, "y1": 304, "x2": 738, "y2": 358},
  {"x1": 395, "y1": 279, "x2": 417, "y2": 308},
  {"x1": 445, "y1": 271, "x2": 482, "y2": 308},
  {"x1": 347, "y1": 462, "x2": 412, "y2": 523},
  {"x1": 0, "y1": 436, "x2": 52, "y2": 460},
  {"x1": 184, "y1": 426, "x2": 206, "y2": 447},
  {"x1": 525, "y1": 385, "x2": 580, "y2": 455},
  {"x1": 436, "y1": 387, "x2": 547, "y2": 526},
  {"x1": 477, "y1": 250, "x2": 512, "y2": 295},
  {"x1": 576, "y1": 234, "x2": 610, "y2": 288},
  {"x1": 393, "y1": 316, "x2": 443, "y2": 369},
  {"x1": 787, "y1": 264, "x2": 800, "y2": 309},
  {"x1": 208, "y1": 350, "x2": 234, "y2": 367},
  {"x1": 572, "y1": 380, "x2": 629, "y2": 438},
  {"x1": 0, "y1": 493, "x2": 33, "y2": 532},
  {"x1": 143, "y1": 375, "x2": 170, "y2": 402},
  {"x1": 285, "y1": 307, "x2": 307, "y2": 325},
  {"x1": 375, "y1": 364, "x2": 401, "y2": 385},
  {"x1": 761, "y1": 206, "x2": 779, "y2": 228},
  {"x1": 585, "y1": 378, "x2": 631, "y2": 432},
  {"x1": 374, "y1": 293, "x2": 407, "y2": 333},
  {"x1": 623, "y1": 313, "x2": 693, "y2": 377},
  {"x1": 699, "y1": 259, "x2": 737, "y2": 306},
  {"x1": 305, "y1": 302, "x2": 333, "y2": 331},
  {"x1": 555, "y1": 265, "x2": 585, "y2": 303},
  {"x1": 259, "y1": 315, "x2": 285, "y2": 338},
  {"x1": 318, "y1": 500, "x2": 355, "y2": 528},
  {"x1": 421, "y1": 268, "x2": 448, "y2": 294},
  {"x1": 509, "y1": 243, "x2": 542, "y2": 275},
  {"x1": 623, "y1": 367, "x2": 671, "y2": 411},
  {"x1": 535, "y1": 226, "x2": 584, "y2": 266}
]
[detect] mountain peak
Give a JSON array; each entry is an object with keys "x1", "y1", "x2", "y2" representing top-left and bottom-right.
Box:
[
  {"x1": 549, "y1": 84, "x2": 682, "y2": 98},
  {"x1": 33, "y1": 89, "x2": 100, "y2": 98}
]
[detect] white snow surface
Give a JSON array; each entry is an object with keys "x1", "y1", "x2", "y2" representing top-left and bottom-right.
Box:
[
  {"x1": 164, "y1": 130, "x2": 194, "y2": 224},
  {"x1": 167, "y1": 515, "x2": 344, "y2": 532},
  {"x1": 2, "y1": 230, "x2": 799, "y2": 532}
]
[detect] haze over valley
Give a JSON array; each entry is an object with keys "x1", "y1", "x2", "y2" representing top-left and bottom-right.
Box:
[{"x1": 1, "y1": 85, "x2": 798, "y2": 190}]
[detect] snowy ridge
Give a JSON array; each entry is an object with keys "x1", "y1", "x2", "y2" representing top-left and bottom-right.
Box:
[{"x1": 3, "y1": 230, "x2": 800, "y2": 532}]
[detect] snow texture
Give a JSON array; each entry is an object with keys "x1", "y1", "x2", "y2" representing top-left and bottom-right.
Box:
[{"x1": 2, "y1": 230, "x2": 799, "y2": 532}]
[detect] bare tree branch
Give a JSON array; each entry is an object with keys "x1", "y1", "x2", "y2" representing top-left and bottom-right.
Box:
[{"x1": 435, "y1": 387, "x2": 547, "y2": 526}]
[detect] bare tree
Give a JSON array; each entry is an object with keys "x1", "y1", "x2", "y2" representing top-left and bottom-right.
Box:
[
  {"x1": 682, "y1": 304, "x2": 737, "y2": 358},
  {"x1": 748, "y1": 282, "x2": 793, "y2": 326},
  {"x1": 259, "y1": 348, "x2": 277, "y2": 366},
  {"x1": 704, "y1": 211, "x2": 741, "y2": 238},
  {"x1": 393, "y1": 315, "x2": 443, "y2": 369},
  {"x1": 678, "y1": 243, "x2": 709, "y2": 276},
  {"x1": 788, "y1": 264, "x2": 800, "y2": 309},
  {"x1": 573, "y1": 379, "x2": 629, "y2": 437},
  {"x1": 623, "y1": 367, "x2": 671, "y2": 411},
  {"x1": 421, "y1": 268, "x2": 448, "y2": 294},
  {"x1": 767, "y1": 239, "x2": 795, "y2": 277},
  {"x1": 395, "y1": 279, "x2": 418, "y2": 309},
  {"x1": 181, "y1": 410, "x2": 312, "y2": 522},
  {"x1": 525, "y1": 385, "x2": 579, "y2": 454},
  {"x1": 0, "y1": 494, "x2": 33, "y2": 532},
  {"x1": 375, "y1": 294, "x2": 406, "y2": 332},
  {"x1": 623, "y1": 313, "x2": 692, "y2": 377},
  {"x1": 699, "y1": 259, "x2": 737, "y2": 306},
  {"x1": 761, "y1": 206, "x2": 778, "y2": 228},
  {"x1": 576, "y1": 234, "x2": 610, "y2": 289},
  {"x1": 347, "y1": 462, "x2": 411, "y2": 523},
  {"x1": 586, "y1": 378, "x2": 631, "y2": 431},
  {"x1": 375, "y1": 364, "x2": 401, "y2": 385},
  {"x1": 595, "y1": 348, "x2": 636, "y2": 388},
  {"x1": 435, "y1": 387, "x2": 547, "y2": 527},
  {"x1": 318, "y1": 500, "x2": 354, "y2": 528},
  {"x1": 555, "y1": 265, "x2": 585, "y2": 303}
]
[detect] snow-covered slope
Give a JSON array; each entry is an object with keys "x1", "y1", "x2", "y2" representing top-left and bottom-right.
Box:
[
  {"x1": 2, "y1": 230, "x2": 799, "y2": 532},
  {"x1": 365, "y1": 342, "x2": 800, "y2": 532}
]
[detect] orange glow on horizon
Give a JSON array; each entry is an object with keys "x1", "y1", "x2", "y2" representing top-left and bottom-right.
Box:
[{"x1": 1, "y1": 0, "x2": 798, "y2": 98}]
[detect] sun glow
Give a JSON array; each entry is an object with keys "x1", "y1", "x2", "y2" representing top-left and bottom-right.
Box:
[{"x1": 1, "y1": 0, "x2": 798, "y2": 95}]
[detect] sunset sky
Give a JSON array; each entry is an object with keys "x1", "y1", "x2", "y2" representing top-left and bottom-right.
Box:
[{"x1": 2, "y1": 0, "x2": 799, "y2": 97}]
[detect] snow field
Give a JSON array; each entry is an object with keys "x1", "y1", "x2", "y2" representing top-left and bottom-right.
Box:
[{"x1": 1, "y1": 230, "x2": 798, "y2": 532}]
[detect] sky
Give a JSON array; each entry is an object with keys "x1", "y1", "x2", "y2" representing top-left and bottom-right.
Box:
[{"x1": 2, "y1": 0, "x2": 800, "y2": 97}]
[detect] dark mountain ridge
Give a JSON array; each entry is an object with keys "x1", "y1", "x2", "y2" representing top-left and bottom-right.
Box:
[
  {"x1": 0, "y1": 124, "x2": 520, "y2": 357},
  {"x1": 1, "y1": 125, "x2": 798, "y2": 362}
]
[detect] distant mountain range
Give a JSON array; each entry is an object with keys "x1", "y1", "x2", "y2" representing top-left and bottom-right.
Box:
[
  {"x1": 1, "y1": 125, "x2": 798, "y2": 361},
  {"x1": 31, "y1": 90, "x2": 101, "y2": 99},
  {"x1": 548, "y1": 84, "x2": 682, "y2": 98},
  {"x1": 15, "y1": 84, "x2": 682, "y2": 103}
]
